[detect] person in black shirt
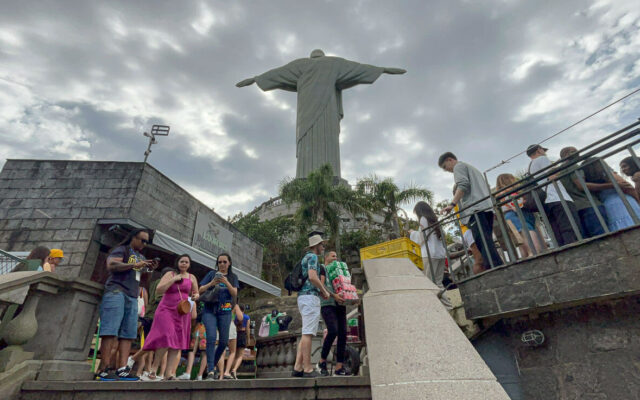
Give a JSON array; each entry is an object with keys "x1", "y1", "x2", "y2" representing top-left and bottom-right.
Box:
[{"x1": 97, "y1": 228, "x2": 155, "y2": 381}]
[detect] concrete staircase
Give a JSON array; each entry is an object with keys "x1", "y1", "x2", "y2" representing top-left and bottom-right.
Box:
[{"x1": 20, "y1": 376, "x2": 372, "y2": 400}]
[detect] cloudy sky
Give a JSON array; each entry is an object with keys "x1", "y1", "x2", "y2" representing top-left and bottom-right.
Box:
[{"x1": 1, "y1": 0, "x2": 639, "y2": 218}]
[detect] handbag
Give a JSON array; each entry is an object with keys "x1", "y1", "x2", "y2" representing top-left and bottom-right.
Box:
[
  {"x1": 175, "y1": 274, "x2": 191, "y2": 315},
  {"x1": 199, "y1": 275, "x2": 221, "y2": 305}
]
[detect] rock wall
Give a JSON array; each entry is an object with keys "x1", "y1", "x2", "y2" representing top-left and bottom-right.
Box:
[{"x1": 477, "y1": 297, "x2": 640, "y2": 400}]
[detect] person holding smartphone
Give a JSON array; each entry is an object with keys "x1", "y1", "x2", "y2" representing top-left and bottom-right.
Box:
[
  {"x1": 199, "y1": 253, "x2": 239, "y2": 380},
  {"x1": 97, "y1": 228, "x2": 157, "y2": 381}
]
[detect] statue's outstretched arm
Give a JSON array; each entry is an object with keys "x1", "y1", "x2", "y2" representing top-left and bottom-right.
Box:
[
  {"x1": 383, "y1": 67, "x2": 406, "y2": 75},
  {"x1": 236, "y1": 77, "x2": 256, "y2": 87}
]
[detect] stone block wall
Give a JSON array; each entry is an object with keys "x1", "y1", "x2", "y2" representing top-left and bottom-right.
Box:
[
  {"x1": 0, "y1": 160, "x2": 141, "y2": 278},
  {"x1": 127, "y1": 164, "x2": 263, "y2": 277},
  {"x1": 458, "y1": 225, "x2": 640, "y2": 320},
  {"x1": 0, "y1": 160, "x2": 263, "y2": 281},
  {"x1": 477, "y1": 297, "x2": 640, "y2": 400}
]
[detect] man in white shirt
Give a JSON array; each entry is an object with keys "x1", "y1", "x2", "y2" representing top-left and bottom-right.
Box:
[{"x1": 527, "y1": 144, "x2": 578, "y2": 246}]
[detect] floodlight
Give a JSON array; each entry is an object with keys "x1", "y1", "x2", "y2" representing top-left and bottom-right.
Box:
[{"x1": 142, "y1": 124, "x2": 171, "y2": 163}]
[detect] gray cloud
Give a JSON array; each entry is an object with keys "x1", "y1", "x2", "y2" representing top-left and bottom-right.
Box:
[{"x1": 1, "y1": 0, "x2": 639, "y2": 217}]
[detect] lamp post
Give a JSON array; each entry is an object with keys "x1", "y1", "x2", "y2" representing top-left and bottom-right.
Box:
[{"x1": 143, "y1": 124, "x2": 170, "y2": 163}]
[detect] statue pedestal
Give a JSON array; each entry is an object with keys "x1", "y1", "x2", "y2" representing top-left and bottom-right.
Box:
[{"x1": 362, "y1": 258, "x2": 510, "y2": 399}]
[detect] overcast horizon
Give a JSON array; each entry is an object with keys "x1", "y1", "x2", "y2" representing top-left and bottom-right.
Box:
[{"x1": 1, "y1": 1, "x2": 639, "y2": 219}]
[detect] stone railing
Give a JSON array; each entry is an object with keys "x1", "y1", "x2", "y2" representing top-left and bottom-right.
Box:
[
  {"x1": 0, "y1": 271, "x2": 103, "y2": 400},
  {"x1": 255, "y1": 332, "x2": 298, "y2": 378}
]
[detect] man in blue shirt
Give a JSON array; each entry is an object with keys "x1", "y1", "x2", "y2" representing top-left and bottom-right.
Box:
[{"x1": 292, "y1": 234, "x2": 330, "y2": 378}]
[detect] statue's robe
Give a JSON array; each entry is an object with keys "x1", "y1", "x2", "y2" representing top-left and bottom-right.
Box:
[{"x1": 254, "y1": 56, "x2": 384, "y2": 178}]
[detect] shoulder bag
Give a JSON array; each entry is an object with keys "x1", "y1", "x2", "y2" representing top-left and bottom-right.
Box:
[{"x1": 175, "y1": 273, "x2": 191, "y2": 315}]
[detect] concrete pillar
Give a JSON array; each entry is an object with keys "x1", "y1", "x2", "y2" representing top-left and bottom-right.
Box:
[{"x1": 363, "y1": 258, "x2": 510, "y2": 399}]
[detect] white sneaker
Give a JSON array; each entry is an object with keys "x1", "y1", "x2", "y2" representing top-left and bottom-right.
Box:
[
  {"x1": 176, "y1": 373, "x2": 191, "y2": 380},
  {"x1": 196, "y1": 376, "x2": 203, "y2": 381},
  {"x1": 127, "y1": 356, "x2": 135, "y2": 369},
  {"x1": 140, "y1": 372, "x2": 159, "y2": 382}
]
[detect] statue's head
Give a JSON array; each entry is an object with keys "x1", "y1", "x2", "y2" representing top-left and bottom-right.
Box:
[{"x1": 310, "y1": 49, "x2": 325, "y2": 58}]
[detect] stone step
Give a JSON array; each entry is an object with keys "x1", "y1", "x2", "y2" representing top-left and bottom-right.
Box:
[{"x1": 21, "y1": 376, "x2": 371, "y2": 400}]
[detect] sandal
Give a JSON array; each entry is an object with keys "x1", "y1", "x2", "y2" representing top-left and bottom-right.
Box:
[
  {"x1": 223, "y1": 374, "x2": 234, "y2": 380},
  {"x1": 230, "y1": 371, "x2": 237, "y2": 380}
]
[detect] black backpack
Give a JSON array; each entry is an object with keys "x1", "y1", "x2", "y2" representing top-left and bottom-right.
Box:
[{"x1": 284, "y1": 260, "x2": 307, "y2": 295}]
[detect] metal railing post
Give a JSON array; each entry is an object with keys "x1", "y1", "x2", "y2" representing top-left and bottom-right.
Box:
[
  {"x1": 574, "y1": 171, "x2": 609, "y2": 234},
  {"x1": 454, "y1": 218, "x2": 473, "y2": 276},
  {"x1": 551, "y1": 180, "x2": 583, "y2": 241},
  {"x1": 513, "y1": 198, "x2": 538, "y2": 256},
  {"x1": 532, "y1": 188, "x2": 559, "y2": 248},
  {"x1": 473, "y1": 212, "x2": 496, "y2": 269}
]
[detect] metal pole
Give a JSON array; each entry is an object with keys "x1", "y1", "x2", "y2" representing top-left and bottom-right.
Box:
[
  {"x1": 532, "y1": 188, "x2": 559, "y2": 248},
  {"x1": 91, "y1": 319, "x2": 101, "y2": 373},
  {"x1": 574, "y1": 171, "x2": 609, "y2": 234},
  {"x1": 551, "y1": 180, "x2": 583, "y2": 241},
  {"x1": 473, "y1": 212, "x2": 495, "y2": 269},
  {"x1": 513, "y1": 198, "x2": 537, "y2": 256},
  {"x1": 454, "y1": 217, "x2": 473, "y2": 276},
  {"x1": 484, "y1": 172, "x2": 517, "y2": 263}
]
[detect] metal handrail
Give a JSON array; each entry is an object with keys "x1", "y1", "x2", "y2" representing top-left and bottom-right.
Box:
[{"x1": 422, "y1": 120, "x2": 640, "y2": 284}]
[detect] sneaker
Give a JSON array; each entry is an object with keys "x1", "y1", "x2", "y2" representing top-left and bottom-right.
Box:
[
  {"x1": 334, "y1": 367, "x2": 351, "y2": 376},
  {"x1": 127, "y1": 356, "x2": 135, "y2": 369},
  {"x1": 317, "y1": 361, "x2": 329, "y2": 377},
  {"x1": 302, "y1": 370, "x2": 320, "y2": 378},
  {"x1": 97, "y1": 369, "x2": 118, "y2": 381},
  {"x1": 196, "y1": 376, "x2": 203, "y2": 381},
  {"x1": 214, "y1": 370, "x2": 220, "y2": 380},
  {"x1": 176, "y1": 373, "x2": 191, "y2": 380},
  {"x1": 205, "y1": 371, "x2": 217, "y2": 380},
  {"x1": 116, "y1": 366, "x2": 139, "y2": 381},
  {"x1": 291, "y1": 369, "x2": 303, "y2": 378},
  {"x1": 139, "y1": 371, "x2": 150, "y2": 380}
]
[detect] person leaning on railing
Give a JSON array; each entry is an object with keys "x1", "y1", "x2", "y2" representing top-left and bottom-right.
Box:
[
  {"x1": 438, "y1": 152, "x2": 504, "y2": 269},
  {"x1": 582, "y1": 158, "x2": 640, "y2": 232},
  {"x1": 559, "y1": 147, "x2": 611, "y2": 238},
  {"x1": 620, "y1": 156, "x2": 640, "y2": 202}
]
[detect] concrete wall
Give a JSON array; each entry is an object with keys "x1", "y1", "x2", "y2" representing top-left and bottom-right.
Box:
[
  {"x1": 0, "y1": 160, "x2": 141, "y2": 278},
  {"x1": 476, "y1": 297, "x2": 640, "y2": 400},
  {"x1": 131, "y1": 164, "x2": 263, "y2": 276},
  {"x1": 0, "y1": 160, "x2": 263, "y2": 280}
]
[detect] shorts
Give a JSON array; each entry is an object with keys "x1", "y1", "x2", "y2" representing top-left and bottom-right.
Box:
[
  {"x1": 297, "y1": 294, "x2": 321, "y2": 336},
  {"x1": 463, "y1": 229, "x2": 475, "y2": 247},
  {"x1": 236, "y1": 331, "x2": 247, "y2": 349},
  {"x1": 99, "y1": 290, "x2": 138, "y2": 339},
  {"x1": 505, "y1": 210, "x2": 535, "y2": 232},
  {"x1": 229, "y1": 321, "x2": 237, "y2": 340}
]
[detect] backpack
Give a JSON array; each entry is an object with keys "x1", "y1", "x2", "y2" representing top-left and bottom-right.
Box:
[{"x1": 284, "y1": 260, "x2": 307, "y2": 295}]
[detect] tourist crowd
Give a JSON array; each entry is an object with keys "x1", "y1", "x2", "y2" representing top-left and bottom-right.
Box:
[{"x1": 430, "y1": 143, "x2": 640, "y2": 275}]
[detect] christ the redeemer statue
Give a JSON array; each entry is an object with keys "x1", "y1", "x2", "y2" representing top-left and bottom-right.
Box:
[{"x1": 236, "y1": 49, "x2": 406, "y2": 179}]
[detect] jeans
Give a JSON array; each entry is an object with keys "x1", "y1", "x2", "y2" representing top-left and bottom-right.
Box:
[
  {"x1": 578, "y1": 205, "x2": 607, "y2": 238},
  {"x1": 202, "y1": 311, "x2": 232, "y2": 371},
  {"x1": 468, "y1": 211, "x2": 503, "y2": 269},
  {"x1": 320, "y1": 305, "x2": 347, "y2": 363},
  {"x1": 544, "y1": 202, "x2": 578, "y2": 246}
]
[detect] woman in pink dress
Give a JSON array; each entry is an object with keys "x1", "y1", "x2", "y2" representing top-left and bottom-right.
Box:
[{"x1": 141, "y1": 254, "x2": 199, "y2": 381}]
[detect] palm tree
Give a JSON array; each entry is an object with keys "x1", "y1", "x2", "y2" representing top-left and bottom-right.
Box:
[
  {"x1": 279, "y1": 164, "x2": 370, "y2": 254},
  {"x1": 356, "y1": 175, "x2": 433, "y2": 236}
]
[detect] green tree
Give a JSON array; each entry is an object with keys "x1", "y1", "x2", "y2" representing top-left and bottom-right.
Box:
[
  {"x1": 279, "y1": 164, "x2": 370, "y2": 255},
  {"x1": 356, "y1": 175, "x2": 433, "y2": 236}
]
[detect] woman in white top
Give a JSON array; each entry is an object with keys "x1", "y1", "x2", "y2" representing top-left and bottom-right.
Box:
[{"x1": 412, "y1": 201, "x2": 453, "y2": 310}]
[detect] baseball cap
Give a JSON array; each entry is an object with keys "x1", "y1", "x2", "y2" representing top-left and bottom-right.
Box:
[{"x1": 526, "y1": 144, "x2": 548, "y2": 157}]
